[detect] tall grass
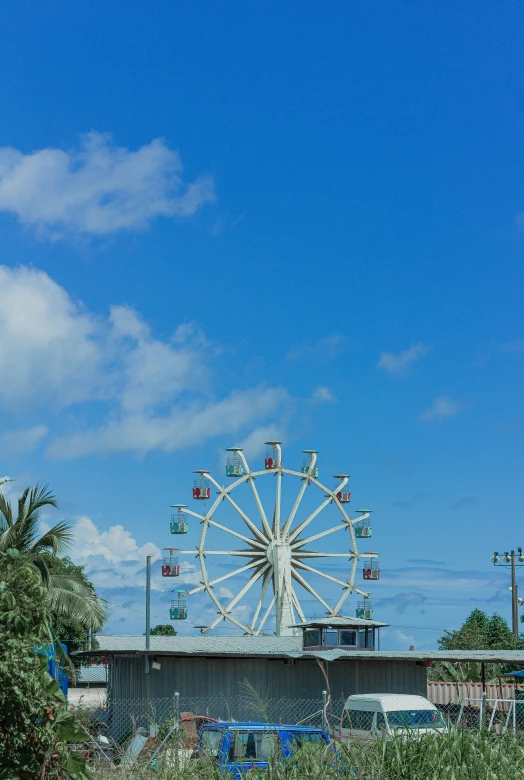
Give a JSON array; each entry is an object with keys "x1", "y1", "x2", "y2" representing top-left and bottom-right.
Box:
[{"x1": 88, "y1": 727, "x2": 524, "y2": 779}]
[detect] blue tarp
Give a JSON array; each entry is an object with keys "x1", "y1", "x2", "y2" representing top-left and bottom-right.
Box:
[
  {"x1": 502, "y1": 670, "x2": 524, "y2": 677},
  {"x1": 38, "y1": 643, "x2": 69, "y2": 697}
]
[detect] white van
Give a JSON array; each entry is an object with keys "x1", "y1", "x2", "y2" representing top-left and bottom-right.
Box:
[{"x1": 339, "y1": 694, "x2": 446, "y2": 742}]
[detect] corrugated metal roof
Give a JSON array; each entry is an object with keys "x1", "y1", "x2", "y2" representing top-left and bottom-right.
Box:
[
  {"x1": 291, "y1": 616, "x2": 388, "y2": 628},
  {"x1": 82, "y1": 634, "x2": 302, "y2": 655},
  {"x1": 76, "y1": 636, "x2": 524, "y2": 664},
  {"x1": 294, "y1": 649, "x2": 524, "y2": 663}
]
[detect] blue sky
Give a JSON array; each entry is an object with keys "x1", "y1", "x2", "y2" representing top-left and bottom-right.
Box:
[{"x1": 0, "y1": 0, "x2": 523, "y2": 649}]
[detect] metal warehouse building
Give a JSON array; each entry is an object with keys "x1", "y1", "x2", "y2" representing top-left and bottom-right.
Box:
[
  {"x1": 78, "y1": 634, "x2": 524, "y2": 704},
  {"x1": 82, "y1": 634, "x2": 431, "y2": 702}
]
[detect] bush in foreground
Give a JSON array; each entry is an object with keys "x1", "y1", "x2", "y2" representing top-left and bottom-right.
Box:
[
  {"x1": 0, "y1": 551, "x2": 89, "y2": 779},
  {"x1": 89, "y1": 727, "x2": 524, "y2": 780}
]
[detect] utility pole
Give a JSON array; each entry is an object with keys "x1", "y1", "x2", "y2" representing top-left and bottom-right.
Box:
[
  {"x1": 145, "y1": 554, "x2": 152, "y2": 674},
  {"x1": 491, "y1": 548, "x2": 524, "y2": 640},
  {"x1": 511, "y1": 551, "x2": 518, "y2": 639}
]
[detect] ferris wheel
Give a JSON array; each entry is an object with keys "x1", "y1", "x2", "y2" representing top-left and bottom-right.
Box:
[{"x1": 164, "y1": 442, "x2": 379, "y2": 636}]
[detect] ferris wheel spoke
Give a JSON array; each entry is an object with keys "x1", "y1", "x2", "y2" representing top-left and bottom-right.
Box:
[
  {"x1": 289, "y1": 599, "x2": 297, "y2": 628},
  {"x1": 291, "y1": 522, "x2": 350, "y2": 550},
  {"x1": 255, "y1": 593, "x2": 276, "y2": 635},
  {"x1": 187, "y1": 559, "x2": 261, "y2": 595},
  {"x1": 294, "y1": 551, "x2": 357, "y2": 558},
  {"x1": 222, "y1": 564, "x2": 270, "y2": 616},
  {"x1": 291, "y1": 586, "x2": 307, "y2": 624},
  {"x1": 352, "y1": 586, "x2": 372, "y2": 599},
  {"x1": 205, "y1": 473, "x2": 269, "y2": 545},
  {"x1": 331, "y1": 585, "x2": 353, "y2": 615},
  {"x1": 248, "y1": 477, "x2": 273, "y2": 540},
  {"x1": 293, "y1": 559, "x2": 350, "y2": 589},
  {"x1": 237, "y1": 450, "x2": 273, "y2": 539},
  {"x1": 287, "y1": 498, "x2": 331, "y2": 543},
  {"x1": 203, "y1": 549, "x2": 266, "y2": 556},
  {"x1": 206, "y1": 518, "x2": 266, "y2": 550},
  {"x1": 205, "y1": 564, "x2": 270, "y2": 634},
  {"x1": 287, "y1": 477, "x2": 349, "y2": 543},
  {"x1": 184, "y1": 508, "x2": 206, "y2": 521},
  {"x1": 281, "y1": 479, "x2": 309, "y2": 537},
  {"x1": 291, "y1": 568, "x2": 333, "y2": 614},
  {"x1": 250, "y1": 567, "x2": 273, "y2": 632}
]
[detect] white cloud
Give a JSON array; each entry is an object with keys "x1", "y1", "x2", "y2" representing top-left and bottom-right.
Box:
[
  {"x1": 218, "y1": 586, "x2": 234, "y2": 599},
  {"x1": 0, "y1": 266, "x2": 290, "y2": 457},
  {"x1": 311, "y1": 386, "x2": 336, "y2": 404},
  {"x1": 420, "y1": 395, "x2": 461, "y2": 422},
  {"x1": 394, "y1": 630, "x2": 416, "y2": 649},
  {"x1": 0, "y1": 425, "x2": 48, "y2": 454},
  {"x1": 47, "y1": 387, "x2": 288, "y2": 459},
  {"x1": 0, "y1": 266, "x2": 102, "y2": 410},
  {"x1": 286, "y1": 334, "x2": 345, "y2": 363},
  {"x1": 0, "y1": 132, "x2": 215, "y2": 237},
  {"x1": 178, "y1": 560, "x2": 203, "y2": 587},
  {"x1": 235, "y1": 424, "x2": 286, "y2": 461},
  {"x1": 72, "y1": 515, "x2": 161, "y2": 565},
  {"x1": 377, "y1": 343, "x2": 430, "y2": 375},
  {"x1": 68, "y1": 515, "x2": 161, "y2": 590}
]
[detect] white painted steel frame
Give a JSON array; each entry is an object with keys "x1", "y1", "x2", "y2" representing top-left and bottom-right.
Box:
[{"x1": 176, "y1": 446, "x2": 375, "y2": 636}]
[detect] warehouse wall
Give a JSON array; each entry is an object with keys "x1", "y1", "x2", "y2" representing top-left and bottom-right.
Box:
[{"x1": 109, "y1": 655, "x2": 427, "y2": 701}]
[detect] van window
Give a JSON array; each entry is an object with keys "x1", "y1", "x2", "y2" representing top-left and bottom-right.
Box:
[
  {"x1": 386, "y1": 710, "x2": 444, "y2": 730},
  {"x1": 342, "y1": 710, "x2": 374, "y2": 731},
  {"x1": 200, "y1": 730, "x2": 222, "y2": 757},
  {"x1": 288, "y1": 731, "x2": 328, "y2": 750},
  {"x1": 375, "y1": 712, "x2": 386, "y2": 732},
  {"x1": 229, "y1": 731, "x2": 278, "y2": 762}
]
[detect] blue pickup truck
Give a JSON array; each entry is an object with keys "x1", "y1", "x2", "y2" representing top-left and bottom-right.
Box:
[{"x1": 192, "y1": 722, "x2": 336, "y2": 777}]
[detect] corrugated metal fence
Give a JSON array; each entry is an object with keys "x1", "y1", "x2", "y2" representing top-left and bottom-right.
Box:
[{"x1": 427, "y1": 681, "x2": 516, "y2": 704}]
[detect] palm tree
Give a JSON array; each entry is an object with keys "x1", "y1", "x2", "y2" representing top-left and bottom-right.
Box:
[{"x1": 0, "y1": 481, "x2": 107, "y2": 634}]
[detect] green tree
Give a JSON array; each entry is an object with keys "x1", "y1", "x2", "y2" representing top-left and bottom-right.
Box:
[
  {"x1": 0, "y1": 482, "x2": 107, "y2": 643},
  {"x1": 148, "y1": 624, "x2": 178, "y2": 636},
  {"x1": 430, "y1": 609, "x2": 523, "y2": 682},
  {"x1": 438, "y1": 609, "x2": 520, "y2": 651},
  {"x1": 43, "y1": 555, "x2": 102, "y2": 669},
  {"x1": 0, "y1": 550, "x2": 89, "y2": 778}
]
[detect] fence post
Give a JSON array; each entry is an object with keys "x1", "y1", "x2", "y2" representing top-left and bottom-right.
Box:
[
  {"x1": 321, "y1": 690, "x2": 327, "y2": 732},
  {"x1": 513, "y1": 699, "x2": 517, "y2": 735},
  {"x1": 174, "y1": 691, "x2": 180, "y2": 723},
  {"x1": 480, "y1": 692, "x2": 486, "y2": 729}
]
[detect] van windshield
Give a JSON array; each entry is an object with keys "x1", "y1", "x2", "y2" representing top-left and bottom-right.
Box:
[{"x1": 386, "y1": 709, "x2": 444, "y2": 729}]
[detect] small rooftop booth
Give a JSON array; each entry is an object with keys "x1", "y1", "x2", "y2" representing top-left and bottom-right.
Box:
[{"x1": 294, "y1": 615, "x2": 388, "y2": 652}]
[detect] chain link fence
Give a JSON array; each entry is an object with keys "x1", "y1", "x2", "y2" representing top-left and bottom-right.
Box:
[
  {"x1": 79, "y1": 693, "x2": 342, "y2": 743},
  {"x1": 71, "y1": 691, "x2": 524, "y2": 766},
  {"x1": 433, "y1": 697, "x2": 524, "y2": 733}
]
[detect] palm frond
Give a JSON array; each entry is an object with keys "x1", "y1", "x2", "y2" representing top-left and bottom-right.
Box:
[
  {"x1": 31, "y1": 520, "x2": 74, "y2": 555},
  {"x1": 32, "y1": 556, "x2": 51, "y2": 588},
  {"x1": 0, "y1": 521, "x2": 22, "y2": 552},
  {"x1": 0, "y1": 492, "x2": 13, "y2": 529},
  {"x1": 17, "y1": 486, "x2": 31, "y2": 526},
  {"x1": 46, "y1": 574, "x2": 109, "y2": 631},
  {"x1": 27, "y1": 483, "x2": 58, "y2": 519},
  {"x1": 32, "y1": 519, "x2": 74, "y2": 555}
]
